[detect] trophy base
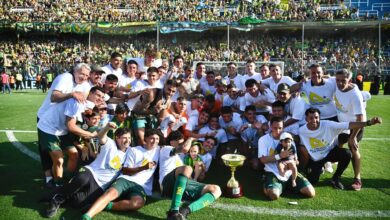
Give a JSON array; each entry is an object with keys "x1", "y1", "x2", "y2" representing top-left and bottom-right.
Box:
[{"x1": 224, "y1": 184, "x2": 243, "y2": 198}]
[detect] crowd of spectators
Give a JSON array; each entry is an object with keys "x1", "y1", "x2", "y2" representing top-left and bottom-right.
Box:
[
  {"x1": 1, "y1": 31, "x2": 387, "y2": 80},
  {"x1": 0, "y1": 0, "x2": 370, "y2": 23}
]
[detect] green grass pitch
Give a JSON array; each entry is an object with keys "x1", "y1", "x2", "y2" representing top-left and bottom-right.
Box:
[{"x1": 0, "y1": 90, "x2": 389, "y2": 219}]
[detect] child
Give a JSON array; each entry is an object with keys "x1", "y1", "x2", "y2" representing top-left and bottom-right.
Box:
[
  {"x1": 183, "y1": 142, "x2": 205, "y2": 181},
  {"x1": 74, "y1": 110, "x2": 101, "y2": 164},
  {"x1": 275, "y1": 132, "x2": 298, "y2": 187}
]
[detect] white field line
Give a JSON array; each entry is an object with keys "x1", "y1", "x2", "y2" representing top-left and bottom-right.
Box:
[
  {"x1": 212, "y1": 203, "x2": 390, "y2": 218},
  {"x1": 0, "y1": 130, "x2": 37, "y2": 133},
  {"x1": 3, "y1": 130, "x2": 390, "y2": 218},
  {"x1": 5, "y1": 131, "x2": 40, "y2": 161}
]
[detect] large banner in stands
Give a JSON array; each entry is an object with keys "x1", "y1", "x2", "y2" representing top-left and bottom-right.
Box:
[
  {"x1": 13, "y1": 22, "x2": 156, "y2": 34},
  {"x1": 159, "y1": 22, "x2": 228, "y2": 33}
]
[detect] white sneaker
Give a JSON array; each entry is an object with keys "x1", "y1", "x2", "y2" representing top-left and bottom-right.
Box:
[{"x1": 324, "y1": 162, "x2": 334, "y2": 173}]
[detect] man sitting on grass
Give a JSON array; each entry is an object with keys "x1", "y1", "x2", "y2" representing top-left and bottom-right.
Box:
[{"x1": 81, "y1": 129, "x2": 160, "y2": 220}]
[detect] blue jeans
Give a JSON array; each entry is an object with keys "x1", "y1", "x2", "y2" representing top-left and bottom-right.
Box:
[{"x1": 2, "y1": 83, "x2": 11, "y2": 94}]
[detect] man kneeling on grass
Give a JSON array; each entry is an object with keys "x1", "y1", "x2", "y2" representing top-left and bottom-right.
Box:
[
  {"x1": 81, "y1": 129, "x2": 161, "y2": 220},
  {"x1": 160, "y1": 131, "x2": 221, "y2": 220},
  {"x1": 258, "y1": 117, "x2": 316, "y2": 200}
]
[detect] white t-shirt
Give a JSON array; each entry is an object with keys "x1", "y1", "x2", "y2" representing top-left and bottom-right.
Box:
[
  {"x1": 262, "y1": 76, "x2": 296, "y2": 94},
  {"x1": 37, "y1": 72, "x2": 75, "y2": 119},
  {"x1": 285, "y1": 96, "x2": 308, "y2": 125},
  {"x1": 258, "y1": 133, "x2": 291, "y2": 181},
  {"x1": 199, "y1": 152, "x2": 212, "y2": 171},
  {"x1": 199, "y1": 81, "x2": 216, "y2": 96},
  {"x1": 102, "y1": 64, "x2": 123, "y2": 83},
  {"x1": 159, "y1": 146, "x2": 184, "y2": 185},
  {"x1": 224, "y1": 74, "x2": 245, "y2": 91},
  {"x1": 185, "y1": 116, "x2": 200, "y2": 132},
  {"x1": 37, "y1": 98, "x2": 86, "y2": 136},
  {"x1": 335, "y1": 85, "x2": 366, "y2": 122},
  {"x1": 118, "y1": 145, "x2": 160, "y2": 196},
  {"x1": 240, "y1": 73, "x2": 262, "y2": 87},
  {"x1": 301, "y1": 78, "x2": 337, "y2": 119},
  {"x1": 198, "y1": 125, "x2": 228, "y2": 157},
  {"x1": 85, "y1": 138, "x2": 127, "y2": 190},
  {"x1": 223, "y1": 95, "x2": 245, "y2": 112},
  {"x1": 186, "y1": 101, "x2": 199, "y2": 119},
  {"x1": 219, "y1": 112, "x2": 243, "y2": 140},
  {"x1": 299, "y1": 120, "x2": 349, "y2": 161},
  {"x1": 244, "y1": 88, "x2": 275, "y2": 113},
  {"x1": 119, "y1": 73, "x2": 136, "y2": 89}
]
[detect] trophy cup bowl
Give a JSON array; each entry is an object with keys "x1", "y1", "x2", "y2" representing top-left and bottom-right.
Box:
[{"x1": 221, "y1": 154, "x2": 246, "y2": 198}]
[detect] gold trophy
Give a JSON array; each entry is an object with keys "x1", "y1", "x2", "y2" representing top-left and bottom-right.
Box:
[{"x1": 221, "y1": 154, "x2": 246, "y2": 198}]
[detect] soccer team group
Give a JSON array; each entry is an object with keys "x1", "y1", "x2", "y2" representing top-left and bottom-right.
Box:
[{"x1": 36, "y1": 51, "x2": 382, "y2": 220}]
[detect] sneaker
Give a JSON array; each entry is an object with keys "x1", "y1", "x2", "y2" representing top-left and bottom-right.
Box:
[
  {"x1": 351, "y1": 178, "x2": 362, "y2": 191},
  {"x1": 179, "y1": 205, "x2": 191, "y2": 219},
  {"x1": 45, "y1": 194, "x2": 65, "y2": 218},
  {"x1": 166, "y1": 210, "x2": 185, "y2": 220},
  {"x1": 330, "y1": 177, "x2": 344, "y2": 190},
  {"x1": 324, "y1": 162, "x2": 334, "y2": 173}
]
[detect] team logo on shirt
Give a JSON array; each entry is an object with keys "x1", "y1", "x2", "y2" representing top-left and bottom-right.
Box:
[
  {"x1": 309, "y1": 92, "x2": 330, "y2": 104},
  {"x1": 334, "y1": 96, "x2": 347, "y2": 113},
  {"x1": 141, "y1": 158, "x2": 149, "y2": 167},
  {"x1": 309, "y1": 138, "x2": 325, "y2": 149},
  {"x1": 269, "y1": 148, "x2": 275, "y2": 156},
  {"x1": 109, "y1": 155, "x2": 122, "y2": 170}
]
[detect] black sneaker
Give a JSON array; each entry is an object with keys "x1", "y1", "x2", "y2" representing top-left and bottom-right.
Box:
[
  {"x1": 166, "y1": 210, "x2": 185, "y2": 220},
  {"x1": 179, "y1": 205, "x2": 191, "y2": 218},
  {"x1": 330, "y1": 177, "x2": 344, "y2": 190},
  {"x1": 45, "y1": 194, "x2": 65, "y2": 218}
]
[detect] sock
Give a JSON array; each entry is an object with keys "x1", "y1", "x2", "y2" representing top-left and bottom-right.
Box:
[
  {"x1": 170, "y1": 174, "x2": 188, "y2": 211},
  {"x1": 188, "y1": 193, "x2": 216, "y2": 213},
  {"x1": 81, "y1": 214, "x2": 92, "y2": 220},
  {"x1": 46, "y1": 176, "x2": 53, "y2": 183},
  {"x1": 105, "y1": 201, "x2": 113, "y2": 211}
]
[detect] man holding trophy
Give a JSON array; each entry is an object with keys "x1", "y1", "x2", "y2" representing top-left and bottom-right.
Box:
[{"x1": 258, "y1": 117, "x2": 316, "y2": 200}]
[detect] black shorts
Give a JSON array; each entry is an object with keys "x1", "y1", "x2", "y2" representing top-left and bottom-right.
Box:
[{"x1": 338, "y1": 128, "x2": 364, "y2": 146}]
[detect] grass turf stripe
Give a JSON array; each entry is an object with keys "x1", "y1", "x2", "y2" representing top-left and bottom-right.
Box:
[{"x1": 5, "y1": 131, "x2": 40, "y2": 161}]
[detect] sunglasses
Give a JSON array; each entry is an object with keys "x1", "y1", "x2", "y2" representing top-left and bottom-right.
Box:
[{"x1": 99, "y1": 108, "x2": 107, "y2": 111}]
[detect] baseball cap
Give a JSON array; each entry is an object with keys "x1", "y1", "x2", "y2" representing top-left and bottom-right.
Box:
[
  {"x1": 91, "y1": 64, "x2": 105, "y2": 74},
  {"x1": 280, "y1": 132, "x2": 293, "y2": 141},
  {"x1": 277, "y1": 83, "x2": 290, "y2": 94}
]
